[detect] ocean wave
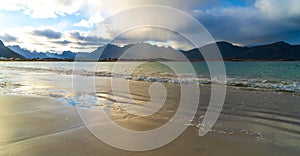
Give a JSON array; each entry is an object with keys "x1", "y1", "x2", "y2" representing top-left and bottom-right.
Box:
[{"x1": 1, "y1": 64, "x2": 299, "y2": 94}]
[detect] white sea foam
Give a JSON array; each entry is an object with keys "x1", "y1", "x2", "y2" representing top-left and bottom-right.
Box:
[{"x1": 0, "y1": 63, "x2": 299, "y2": 93}]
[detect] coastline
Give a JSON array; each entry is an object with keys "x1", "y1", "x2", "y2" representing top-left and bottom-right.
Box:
[
  {"x1": 1, "y1": 61, "x2": 299, "y2": 95},
  {"x1": 0, "y1": 81, "x2": 299, "y2": 155}
]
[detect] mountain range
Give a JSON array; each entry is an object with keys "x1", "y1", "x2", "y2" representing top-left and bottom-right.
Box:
[
  {"x1": 185, "y1": 41, "x2": 300, "y2": 60},
  {"x1": 0, "y1": 40, "x2": 25, "y2": 59},
  {"x1": 1, "y1": 39, "x2": 300, "y2": 61}
]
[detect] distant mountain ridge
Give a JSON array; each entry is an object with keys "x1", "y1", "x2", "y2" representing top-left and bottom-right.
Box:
[
  {"x1": 0, "y1": 41, "x2": 25, "y2": 59},
  {"x1": 78, "y1": 43, "x2": 183, "y2": 61},
  {"x1": 7, "y1": 45, "x2": 47, "y2": 59},
  {"x1": 2, "y1": 39, "x2": 300, "y2": 61},
  {"x1": 185, "y1": 41, "x2": 300, "y2": 60}
]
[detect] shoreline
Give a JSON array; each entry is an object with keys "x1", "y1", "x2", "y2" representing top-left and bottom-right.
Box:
[
  {"x1": 0, "y1": 65, "x2": 299, "y2": 95},
  {"x1": 0, "y1": 81, "x2": 300, "y2": 155}
]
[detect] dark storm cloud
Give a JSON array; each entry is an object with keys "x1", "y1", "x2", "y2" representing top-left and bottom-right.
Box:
[
  {"x1": 193, "y1": 7, "x2": 300, "y2": 46},
  {"x1": 69, "y1": 31, "x2": 84, "y2": 40},
  {"x1": 69, "y1": 31, "x2": 109, "y2": 46},
  {"x1": 33, "y1": 29, "x2": 62, "y2": 39},
  {"x1": 0, "y1": 34, "x2": 18, "y2": 42}
]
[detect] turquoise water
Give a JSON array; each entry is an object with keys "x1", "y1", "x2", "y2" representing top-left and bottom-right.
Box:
[
  {"x1": 0, "y1": 61, "x2": 299, "y2": 92},
  {"x1": 207, "y1": 62, "x2": 300, "y2": 81},
  {"x1": 140, "y1": 61, "x2": 300, "y2": 81}
]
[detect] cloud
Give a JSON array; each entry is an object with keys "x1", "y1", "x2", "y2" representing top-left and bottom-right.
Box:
[
  {"x1": 74, "y1": 11, "x2": 104, "y2": 28},
  {"x1": 51, "y1": 40, "x2": 72, "y2": 45},
  {"x1": 33, "y1": 29, "x2": 62, "y2": 39},
  {"x1": 74, "y1": 20, "x2": 90, "y2": 28},
  {"x1": 104, "y1": 27, "x2": 194, "y2": 49},
  {"x1": 75, "y1": 0, "x2": 300, "y2": 47},
  {"x1": 0, "y1": 0, "x2": 26, "y2": 11},
  {"x1": 0, "y1": 34, "x2": 18, "y2": 42},
  {"x1": 62, "y1": 0, "x2": 300, "y2": 46},
  {"x1": 1, "y1": 0, "x2": 300, "y2": 51},
  {"x1": 0, "y1": 0, "x2": 85, "y2": 18},
  {"x1": 74, "y1": 0, "x2": 217, "y2": 31},
  {"x1": 255, "y1": 0, "x2": 300, "y2": 22},
  {"x1": 69, "y1": 31, "x2": 109, "y2": 45},
  {"x1": 0, "y1": 27, "x2": 74, "y2": 52},
  {"x1": 85, "y1": 5, "x2": 224, "y2": 50},
  {"x1": 82, "y1": 0, "x2": 213, "y2": 17},
  {"x1": 69, "y1": 31, "x2": 85, "y2": 40},
  {"x1": 194, "y1": 5, "x2": 300, "y2": 46}
]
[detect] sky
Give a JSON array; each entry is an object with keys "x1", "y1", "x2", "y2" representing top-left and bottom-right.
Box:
[{"x1": 0, "y1": 0, "x2": 299, "y2": 53}]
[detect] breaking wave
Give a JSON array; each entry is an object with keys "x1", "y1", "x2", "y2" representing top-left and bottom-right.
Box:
[{"x1": 1, "y1": 64, "x2": 299, "y2": 94}]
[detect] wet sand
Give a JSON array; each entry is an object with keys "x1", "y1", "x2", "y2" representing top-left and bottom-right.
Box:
[{"x1": 0, "y1": 79, "x2": 300, "y2": 155}]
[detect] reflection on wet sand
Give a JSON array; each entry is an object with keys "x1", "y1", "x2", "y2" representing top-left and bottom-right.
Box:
[{"x1": 0, "y1": 77, "x2": 299, "y2": 155}]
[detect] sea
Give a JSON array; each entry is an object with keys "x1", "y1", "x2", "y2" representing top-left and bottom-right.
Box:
[
  {"x1": 0, "y1": 61, "x2": 300, "y2": 154},
  {"x1": 0, "y1": 61, "x2": 299, "y2": 94}
]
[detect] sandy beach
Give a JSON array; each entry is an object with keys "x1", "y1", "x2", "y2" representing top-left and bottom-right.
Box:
[
  {"x1": 1, "y1": 0, "x2": 300, "y2": 155},
  {"x1": 1, "y1": 79, "x2": 299, "y2": 155}
]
